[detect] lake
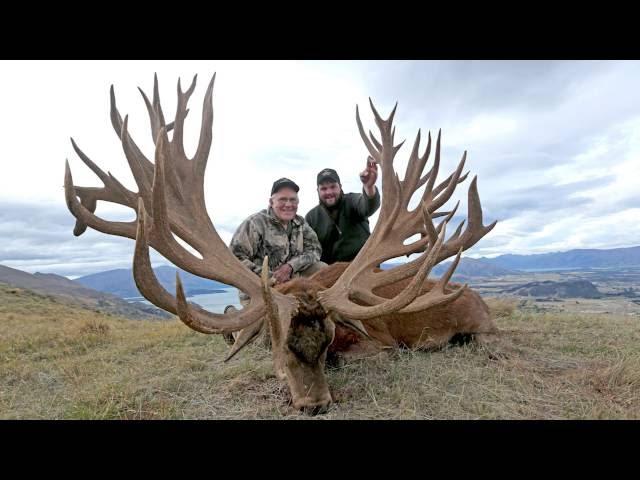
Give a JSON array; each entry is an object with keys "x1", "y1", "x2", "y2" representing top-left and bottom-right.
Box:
[
  {"x1": 126, "y1": 288, "x2": 242, "y2": 314},
  {"x1": 188, "y1": 288, "x2": 242, "y2": 313}
]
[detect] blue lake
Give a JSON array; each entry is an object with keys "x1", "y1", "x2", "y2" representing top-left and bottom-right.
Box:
[
  {"x1": 188, "y1": 289, "x2": 242, "y2": 313},
  {"x1": 127, "y1": 288, "x2": 242, "y2": 314}
]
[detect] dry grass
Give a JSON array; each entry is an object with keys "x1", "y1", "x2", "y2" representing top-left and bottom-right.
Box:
[
  {"x1": 1, "y1": 284, "x2": 639, "y2": 419},
  {"x1": 484, "y1": 297, "x2": 519, "y2": 319}
]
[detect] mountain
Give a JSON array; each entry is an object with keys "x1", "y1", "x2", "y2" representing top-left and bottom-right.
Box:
[
  {"x1": 0, "y1": 264, "x2": 170, "y2": 319},
  {"x1": 76, "y1": 265, "x2": 230, "y2": 299},
  {"x1": 382, "y1": 257, "x2": 518, "y2": 278},
  {"x1": 480, "y1": 246, "x2": 640, "y2": 271},
  {"x1": 431, "y1": 257, "x2": 519, "y2": 278}
]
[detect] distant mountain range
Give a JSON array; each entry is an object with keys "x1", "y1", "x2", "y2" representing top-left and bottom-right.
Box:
[
  {"x1": 479, "y1": 245, "x2": 640, "y2": 271},
  {"x1": 431, "y1": 257, "x2": 518, "y2": 278},
  {"x1": 76, "y1": 266, "x2": 230, "y2": 299},
  {"x1": 3, "y1": 245, "x2": 637, "y2": 310},
  {"x1": 386, "y1": 245, "x2": 640, "y2": 278},
  {"x1": 0, "y1": 264, "x2": 170, "y2": 319}
]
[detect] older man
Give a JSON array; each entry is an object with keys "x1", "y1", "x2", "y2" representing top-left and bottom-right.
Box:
[
  {"x1": 223, "y1": 177, "x2": 326, "y2": 346},
  {"x1": 229, "y1": 177, "x2": 326, "y2": 305},
  {"x1": 305, "y1": 158, "x2": 380, "y2": 264}
]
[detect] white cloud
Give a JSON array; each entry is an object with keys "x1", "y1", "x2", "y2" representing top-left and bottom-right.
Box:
[{"x1": 2, "y1": 60, "x2": 640, "y2": 277}]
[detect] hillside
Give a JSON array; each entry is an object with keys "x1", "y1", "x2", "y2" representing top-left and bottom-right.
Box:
[
  {"x1": 0, "y1": 264, "x2": 169, "y2": 320},
  {"x1": 502, "y1": 280, "x2": 602, "y2": 299},
  {"x1": 1, "y1": 285, "x2": 638, "y2": 419},
  {"x1": 76, "y1": 265, "x2": 229, "y2": 298}
]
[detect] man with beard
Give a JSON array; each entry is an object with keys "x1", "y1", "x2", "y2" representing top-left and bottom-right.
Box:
[{"x1": 305, "y1": 158, "x2": 380, "y2": 265}]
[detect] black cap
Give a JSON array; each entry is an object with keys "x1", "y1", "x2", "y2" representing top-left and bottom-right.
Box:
[
  {"x1": 271, "y1": 177, "x2": 300, "y2": 195},
  {"x1": 317, "y1": 168, "x2": 340, "y2": 185}
]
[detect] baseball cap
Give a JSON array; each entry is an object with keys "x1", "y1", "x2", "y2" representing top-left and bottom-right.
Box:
[
  {"x1": 317, "y1": 168, "x2": 341, "y2": 185},
  {"x1": 271, "y1": 177, "x2": 300, "y2": 195}
]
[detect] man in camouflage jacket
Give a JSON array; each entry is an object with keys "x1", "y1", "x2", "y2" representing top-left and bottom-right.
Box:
[{"x1": 230, "y1": 177, "x2": 325, "y2": 305}]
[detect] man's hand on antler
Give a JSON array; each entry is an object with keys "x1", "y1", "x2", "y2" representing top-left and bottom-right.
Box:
[
  {"x1": 359, "y1": 156, "x2": 378, "y2": 197},
  {"x1": 272, "y1": 263, "x2": 293, "y2": 285}
]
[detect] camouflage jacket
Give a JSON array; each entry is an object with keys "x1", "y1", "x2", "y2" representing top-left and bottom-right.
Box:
[{"x1": 230, "y1": 208, "x2": 322, "y2": 276}]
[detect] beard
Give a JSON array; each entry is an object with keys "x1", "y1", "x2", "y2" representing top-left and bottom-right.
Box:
[{"x1": 320, "y1": 191, "x2": 343, "y2": 210}]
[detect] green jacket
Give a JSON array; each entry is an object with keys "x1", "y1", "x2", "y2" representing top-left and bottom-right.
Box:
[
  {"x1": 305, "y1": 188, "x2": 381, "y2": 264},
  {"x1": 230, "y1": 208, "x2": 322, "y2": 276}
]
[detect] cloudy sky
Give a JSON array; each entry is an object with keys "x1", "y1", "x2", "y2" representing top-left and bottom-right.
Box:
[{"x1": 1, "y1": 60, "x2": 639, "y2": 278}]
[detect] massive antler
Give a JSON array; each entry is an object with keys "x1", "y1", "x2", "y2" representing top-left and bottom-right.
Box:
[
  {"x1": 64, "y1": 74, "x2": 297, "y2": 333},
  {"x1": 318, "y1": 100, "x2": 496, "y2": 320}
]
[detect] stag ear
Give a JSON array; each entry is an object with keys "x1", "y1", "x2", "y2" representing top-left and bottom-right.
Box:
[{"x1": 330, "y1": 313, "x2": 372, "y2": 340}]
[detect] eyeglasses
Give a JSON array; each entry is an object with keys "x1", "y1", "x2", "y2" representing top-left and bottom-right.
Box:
[{"x1": 274, "y1": 197, "x2": 299, "y2": 205}]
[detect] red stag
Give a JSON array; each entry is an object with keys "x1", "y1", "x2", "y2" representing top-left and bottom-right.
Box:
[{"x1": 64, "y1": 73, "x2": 497, "y2": 414}]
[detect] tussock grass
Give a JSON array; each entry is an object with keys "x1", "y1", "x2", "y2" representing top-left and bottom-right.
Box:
[
  {"x1": 485, "y1": 297, "x2": 519, "y2": 319},
  {"x1": 1, "y1": 283, "x2": 639, "y2": 419}
]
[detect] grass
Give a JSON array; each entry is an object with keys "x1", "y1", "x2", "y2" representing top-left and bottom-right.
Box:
[{"x1": 1, "y1": 284, "x2": 639, "y2": 419}]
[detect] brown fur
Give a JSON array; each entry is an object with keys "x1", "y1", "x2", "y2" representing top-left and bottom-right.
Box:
[
  {"x1": 270, "y1": 278, "x2": 335, "y2": 412},
  {"x1": 311, "y1": 262, "x2": 497, "y2": 353}
]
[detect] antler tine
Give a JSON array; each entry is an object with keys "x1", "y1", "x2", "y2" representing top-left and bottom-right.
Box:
[
  {"x1": 368, "y1": 130, "x2": 382, "y2": 151},
  {"x1": 64, "y1": 160, "x2": 138, "y2": 239},
  {"x1": 413, "y1": 131, "x2": 433, "y2": 190},
  {"x1": 138, "y1": 87, "x2": 167, "y2": 143},
  {"x1": 433, "y1": 176, "x2": 497, "y2": 263},
  {"x1": 67, "y1": 137, "x2": 138, "y2": 236},
  {"x1": 426, "y1": 151, "x2": 466, "y2": 214},
  {"x1": 431, "y1": 169, "x2": 469, "y2": 199},
  {"x1": 193, "y1": 73, "x2": 216, "y2": 189},
  {"x1": 171, "y1": 74, "x2": 198, "y2": 160},
  {"x1": 398, "y1": 249, "x2": 467, "y2": 314},
  {"x1": 401, "y1": 129, "x2": 424, "y2": 205},
  {"x1": 121, "y1": 115, "x2": 154, "y2": 211},
  {"x1": 260, "y1": 256, "x2": 282, "y2": 346},
  {"x1": 70, "y1": 137, "x2": 111, "y2": 187},
  {"x1": 152, "y1": 73, "x2": 168, "y2": 130},
  {"x1": 70, "y1": 138, "x2": 137, "y2": 205},
  {"x1": 356, "y1": 105, "x2": 380, "y2": 161},
  {"x1": 423, "y1": 129, "x2": 441, "y2": 203},
  {"x1": 109, "y1": 85, "x2": 124, "y2": 139}
]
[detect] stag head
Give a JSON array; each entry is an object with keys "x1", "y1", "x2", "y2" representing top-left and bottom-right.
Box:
[{"x1": 64, "y1": 73, "x2": 495, "y2": 414}]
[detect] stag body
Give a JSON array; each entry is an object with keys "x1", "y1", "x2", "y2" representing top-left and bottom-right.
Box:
[
  {"x1": 64, "y1": 73, "x2": 496, "y2": 414},
  {"x1": 309, "y1": 262, "x2": 495, "y2": 354}
]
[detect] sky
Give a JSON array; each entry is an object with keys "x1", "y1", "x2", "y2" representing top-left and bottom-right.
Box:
[{"x1": 1, "y1": 60, "x2": 639, "y2": 278}]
